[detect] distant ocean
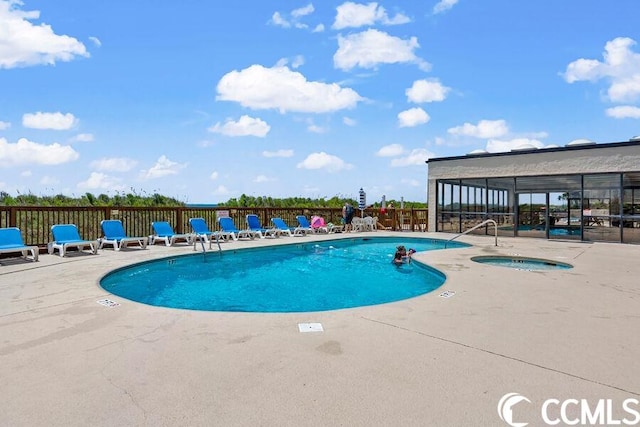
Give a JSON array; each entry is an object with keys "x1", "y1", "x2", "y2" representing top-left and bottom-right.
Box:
[{"x1": 186, "y1": 204, "x2": 217, "y2": 208}]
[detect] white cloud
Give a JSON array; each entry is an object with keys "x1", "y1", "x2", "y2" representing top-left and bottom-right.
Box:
[
  {"x1": 22, "y1": 112, "x2": 77, "y2": 130},
  {"x1": 433, "y1": 0, "x2": 459, "y2": 15},
  {"x1": 0, "y1": 120, "x2": 10, "y2": 130},
  {"x1": 212, "y1": 185, "x2": 230, "y2": 196},
  {"x1": 270, "y1": 4, "x2": 316, "y2": 30},
  {"x1": 302, "y1": 185, "x2": 321, "y2": 194},
  {"x1": 141, "y1": 155, "x2": 187, "y2": 179},
  {"x1": 406, "y1": 79, "x2": 450, "y2": 103},
  {"x1": 0, "y1": 0, "x2": 88, "y2": 69},
  {"x1": 0, "y1": 137, "x2": 79, "y2": 166},
  {"x1": 390, "y1": 148, "x2": 434, "y2": 166},
  {"x1": 197, "y1": 139, "x2": 215, "y2": 148},
  {"x1": 307, "y1": 124, "x2": 326, "y2": 133},
  {"x1": 343, "y1": 116, "x2": 356, "y2": 126},
  {"x1": 305, "y1": 118, "x2": 326, "y2": 133},
  {"x1": 39, "y1": 175, "x2": 59, "y2": 185},
  {"x1": 485, "y1": 138, "x2": 545, "y2": 153},
  {"x1": 270, "y1": 11, "x2": 290, "y2": 28},
  {"x1": 376, "y1": 143, "x2": 405, "y2": 157},
  {"x1": 312, "y1": 24, "x2": 324, "y2": 33},
  {"x1": 448, "y1": 119, "x2": 509, "y2": 138},
  {"x1": 90, "y1": 157, "x2": 138, "y2": 172},
  {"x1": 217, "y1": 64, "x2": 363, "y2": 113},
  {"x1": 332, "y1": 2, "x2": 410, "y2": 29},
  {"x1": 292, "y1": 4, "x2": 314, "y2": 18},
  {"x1": 606, "y1": 105, "x2": 640, "y2": 119},
  {"x1": 563, "y1": 37, "x2": 640, "y2": 103},
  {"x1": 296, "y1": 152, "x2": 353, "y2": 172},
  {"x1": 291, "y1": 55, "x2": 304, "y2": 69},
  {"x1": 523, "y1": 131, "x2": 550, "y2": 139},
  {"x1": 88, "y1": 36, "x2": 101, "y2": 47},
  {"x1": 254, "y1": 175, "x2": 275, "y2": 183},
  {"x1": 263, "y1": 149, "x2": 294, "y2": 158},
  {"x1": 209, "y1": 171, "x2": 219, "y2": 180},
  {"x1": 21, "y1": 170, "x2": 31, "y2": 177},
  {"x1": 71, "y1": 133, "x2": 94, "y2": 142},
  {"x1": 400, "y1": 177, "x2": 421, "y2": 187},
  {"x1": 208, "y1": 115, "x2": 271, "y2": 137},
  {"x1": 398, "y1": 107, "x2": 430, "y2": 128},
  {"x1": 334, "y1": 29, "x2": 429, "y2": 71},
  {"x1": 77, "y1": 172, "x2": 124, "y2": 190}
]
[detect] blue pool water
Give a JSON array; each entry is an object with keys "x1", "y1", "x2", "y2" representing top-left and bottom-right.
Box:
[
  {"x1": 516, "y1": 225, "x2": 581, "y2": 236},
  {"x1": 471, "y1": 256, "x2": 573, "y2": 271},
  {"x1": 100, "y1": 237, "x2": 468, "y2": 313}
]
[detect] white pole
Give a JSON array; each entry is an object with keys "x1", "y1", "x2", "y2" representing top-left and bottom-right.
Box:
[{"x1": 400, "y1": 197, "x2": 404, "y2": 231}]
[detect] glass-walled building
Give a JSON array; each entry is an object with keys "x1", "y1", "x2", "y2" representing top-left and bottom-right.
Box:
[{"x1": 426, "y1": 140, "x2": 640, "y2": 244}]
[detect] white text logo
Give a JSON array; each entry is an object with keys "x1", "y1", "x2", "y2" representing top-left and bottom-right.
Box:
[
  {"x1": 498, "y1": 394, "x2": 640, "y2": 426},
  {"x1": 498, "y1": 393, "x2": 531, "y2": 427}
]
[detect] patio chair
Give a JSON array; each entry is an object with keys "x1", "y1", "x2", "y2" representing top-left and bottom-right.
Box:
[
  {"x1": 0, "y1": 227, "x2": 38, "y2": 262},
  {"x1": 271, "y1": 217, "x2": 306, "y2": 237},
  {"x1": 150, "y1": 221, "x2": 192, "y2": 246},
  {"x1": 309, "y1": 215, "x2": 329, "y2": 233},
  {"x1": 189, "y1": 217, "x2": 227, "y2": 247},
  {"x1": 363, "y1": 216, "x2": 376, "y2": 232},
  {"x1": 326, "y1": 222, "x2": 344, "y2": 233},
  {"x1": 48, "y1": 224, "x2": 98, "y2": 257},
  {"x1": 351, "y1": 217, "x2": 367, "y2": 232},
  {"x1": 99, "y1": 220, "x2": 148, "y2": 251},
  {"x1": 246, "y1": 214, "x2": 280, "y2": 238},
  {"x1": 296, "y1": 215, "x2": 317, "y2": 233},
  {"x1": 218, "y1": 217, "x2": 257, "y2": 241}
]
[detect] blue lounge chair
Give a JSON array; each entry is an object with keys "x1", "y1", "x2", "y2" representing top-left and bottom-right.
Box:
[
  {"x1": 271, "y1": 217, "x2": 306, "y2": 237},
  {"x1": 151, "y1": 221, "x2": 192, "y2": 246},
  {"x1": 295, "y1": 215, "x2": 314, "y2": 233},
  {"x1": 0, "y1": 227, "x2": 38, "y2": 262},
  {"x1": 218, "y1": 217, "x2": 257, "y2": 240},
  {"x1": 246, "y1": 214, "x2": 279, "y2": 239},
  {"x1": 48, "y1": 224, "x2": 98, "y2": 257},
  {"x1": 189, "y1": 218, "x2": 227, "y2": 247},
  {"x1": 99, "y1": 220, "x2": 148, "y2": 251}
]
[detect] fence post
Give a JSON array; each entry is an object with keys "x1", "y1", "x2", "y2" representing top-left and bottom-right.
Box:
[
  {"x1": 176, "y1": 207, "x2": 184, "y2": 234},
  {"x1": 9, "y1": 207, "x2": 17, "y2": 227},
  {"x1": 411, "y1": 210, "x2": 415, "y2": 231}
]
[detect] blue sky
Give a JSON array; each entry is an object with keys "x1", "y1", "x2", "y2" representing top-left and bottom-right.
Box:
[{"x1": 1, "y1": 0, "x2": 639, "y2": 204}]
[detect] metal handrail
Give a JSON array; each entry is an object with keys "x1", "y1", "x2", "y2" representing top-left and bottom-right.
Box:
[
  {"x1": 193, "y1": 233, "x2": 222, "y2": 253},
  {"x1": 445, "y1": 219, "x2": 498, "y2": 247},
  {"x1": 193, "y1": 234, "x2": 207, "y2": 252}
]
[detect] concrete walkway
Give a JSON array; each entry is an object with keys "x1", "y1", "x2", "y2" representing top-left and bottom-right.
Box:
[{"x1": 1, "y1": 232, "x2": 639, "y2": 426}]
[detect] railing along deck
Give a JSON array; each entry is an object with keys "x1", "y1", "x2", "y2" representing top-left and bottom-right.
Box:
[{"x1": 0, "y1": 206, "x2": 428, "y2": 248}]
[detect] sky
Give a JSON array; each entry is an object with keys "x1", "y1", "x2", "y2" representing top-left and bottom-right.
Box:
[{"x1": 1, "y1": 0, "x2": 639, "y2": 204}]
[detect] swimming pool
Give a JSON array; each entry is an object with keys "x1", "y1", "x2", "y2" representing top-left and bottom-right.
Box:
[
  {"x1": 471, "y1": 256, "x2": 573, "y2": 271},
  {"x1": 100, "y1": 237, "x2": 468, "y2": 313},
  {"x1": 514, "y1": 225, "x2": 581, "y2": 236}
]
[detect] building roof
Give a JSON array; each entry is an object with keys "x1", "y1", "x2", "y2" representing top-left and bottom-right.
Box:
[{"x1": 426, "y1": 139, "x2": 640, "y2": 164}]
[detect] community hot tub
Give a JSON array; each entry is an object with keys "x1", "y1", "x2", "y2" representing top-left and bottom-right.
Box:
[{"x1": 471, "y1": 255, "x2": 573, "y2": 271}]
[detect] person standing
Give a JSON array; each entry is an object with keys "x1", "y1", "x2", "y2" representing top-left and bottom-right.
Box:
[{"x1": 342, "y1": 202, "x2": 355, "y2": 232}]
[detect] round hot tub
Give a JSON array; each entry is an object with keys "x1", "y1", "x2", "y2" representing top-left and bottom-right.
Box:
[{"x1": 471, "y1": 256, "x2": 573, "y2": 271}]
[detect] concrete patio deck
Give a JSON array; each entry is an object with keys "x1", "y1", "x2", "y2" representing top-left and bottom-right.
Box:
[{"x1": 1, "y1": 232, "x2": 639, "y2": 426}]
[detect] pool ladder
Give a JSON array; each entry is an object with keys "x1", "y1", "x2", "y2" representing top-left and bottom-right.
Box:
[
  {"x1": 445, "y1": 219, "x2": 498, "y2": 248},
  {"x1": 193, "y1": 233, "x2": 222, "y2": 254}
]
